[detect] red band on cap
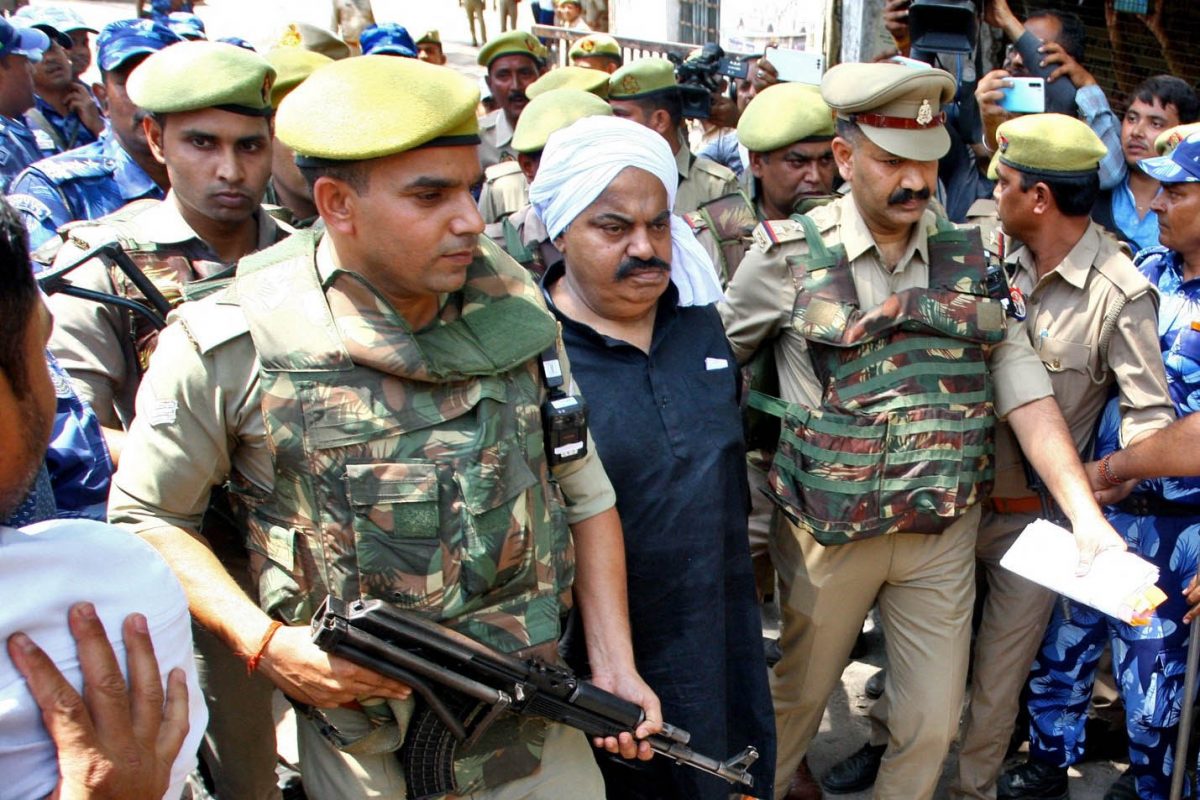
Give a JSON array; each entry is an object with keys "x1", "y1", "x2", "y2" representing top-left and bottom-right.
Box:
[{"x1": 850, "y1": 112, "x2": 946, "y2": 130}]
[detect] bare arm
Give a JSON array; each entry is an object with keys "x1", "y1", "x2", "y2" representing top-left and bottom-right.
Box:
[
  {"x1": 1007, "y1": 395, "x2": 1126, "y2": 571},
  {"x1": 1085, "y1": 412, "x2": 1200, "y2": 499},
  {"x1": 569, "y1": 506, "x2": 662, "y2": 759},
  {"x1": 139, "y1": 524, "x2": 411, "y2": 708}
]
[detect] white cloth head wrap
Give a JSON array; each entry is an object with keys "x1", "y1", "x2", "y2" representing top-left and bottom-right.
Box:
[{"x1": 528, "y1": 115, "x2": 724, "y2": 307}]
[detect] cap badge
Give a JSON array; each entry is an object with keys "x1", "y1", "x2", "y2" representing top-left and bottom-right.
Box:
[
  {"x1": 997, "y1": 133, "x2": 1009, "y2": 153},
  {"x1": 620, "y1": 74, "x2": 639, "y2": 94},
  {"x1": 580, "y1": 39, "x2": 595, "y2": 53},
  {"x1": 280, "y1": 23, "x2": 301, "y2": 48},
  {"x1": 916, "y1": 99, "x2": 934, "y2": 127}
]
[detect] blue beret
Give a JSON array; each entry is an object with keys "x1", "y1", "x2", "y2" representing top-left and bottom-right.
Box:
[
  {"x1": 97, "y1": 18, "x2": 181, "y2": 73},
  {"x1": 360, "y1": 23, "x2": 417, "y2": 57},
  {"x1": 0, "y1": 18, "x2": 49, "y2": 62},
  {"x1": 166, "y1": 12, "x2": 206, "y2": 41}
]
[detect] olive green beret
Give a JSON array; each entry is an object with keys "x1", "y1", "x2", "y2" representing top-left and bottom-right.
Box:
[
  {"x1": 477, "y1": 30, "x2": 544, "y2": 69},
  {"x1": 987, "y1": 113, "x2": 1107, "y2": 179},
  {"x1": 737, "y1": 82, "x2": 834, "y2": 152},
  {"x1": 266, "y1": 47, "x2": 332, "y2": 107},
  {"x1": 1156, "y1": 122, "x2": 1200, "y2": 156},
  {"x1": 416, "y1": 30, "x2": 440, "y2": 46},
  {"x1": 127, "y1": 40, "x2": 276, "y2": 116},
  {"x1": 277, "y1": 55, "x2": 479, "y2": 161},
  {"x1": 608, "y1": 58, "x2": 676, "y2": 100},
  {"x1": 526, "y1": 65, "x2": 610, "y2": 100},
  {"x1": 569, "y1": 33, "x2": 620, "y2": 63},
  {"x1": 512, "y1": 88, "x2": 613, "y2": 153},
  {"x1": 821, "y1": 62, "x2": 956, "y2": 162},
  {"x1": 272, "y1": 22, "x2": 350, "y2": 60}
]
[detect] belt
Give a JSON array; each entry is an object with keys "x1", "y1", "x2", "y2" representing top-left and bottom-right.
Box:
[
  {"x1": 1115, "y1": 493, "x2": 1200, "y2": 518},
  {"x1": 985, "y1": 496, "x2": 1043, "y2": 515}
]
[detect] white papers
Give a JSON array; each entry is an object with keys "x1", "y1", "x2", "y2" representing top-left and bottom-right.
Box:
[{"x1": 1000, "y1": 519, "x2": 1162, "y2": 624}]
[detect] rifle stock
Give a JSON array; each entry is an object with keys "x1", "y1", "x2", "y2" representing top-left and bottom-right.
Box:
[{"x1": 311, "y1": 596, "x2": 758, "y2": 799}]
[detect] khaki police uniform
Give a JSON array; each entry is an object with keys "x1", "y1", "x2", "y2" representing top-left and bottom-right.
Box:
[
  {"x1": 45, "y1": 196, "x2": 288, "y2": 429},
  {"x1": 674, "y1": 143, "x2": 738, "y2": 216},
  {"x1": 720, "y1": 63, "x2": 1063, "y2": 800},
  {"x1": 479, "y1": 108, "x2": 517, "y2": 169},
  {"x1": 110, "y1": 54, "x2": 615, "y2": 800},
  {"x1": 485, "y1": 203, "x2": 562, "y2": 276},
  {"x1": 476, "y1": 32, "x2": 547, "y2": 169},
  {"x1": 479, "y1": 160, "x2": 528, "y2": 224}
]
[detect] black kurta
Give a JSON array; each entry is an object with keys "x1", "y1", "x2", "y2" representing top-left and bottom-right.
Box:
[{"x1": 544, "y1": 265, "x2": 776, "y2": 799}]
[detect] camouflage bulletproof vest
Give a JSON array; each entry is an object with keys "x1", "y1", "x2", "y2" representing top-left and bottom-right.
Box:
[
  {"x1": 53, "y1": 200, "x2": 235, "y2": 373},
  {"x1": 227, "y1": 232, "x2": 575, "y2": 791},
  {"x1": 686, "y1": 191, "x2": 759, "y2": 284},
  {"x1": 754, "y1": 214, "x2": 1006, "y2": 545},
  {"x1": 227, "y1": 232, "x2": 575, "y2": 654}
]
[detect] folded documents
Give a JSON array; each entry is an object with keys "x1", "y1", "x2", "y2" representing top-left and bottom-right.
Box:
[{"x1": 1000, "y1": 519, "x2": 1167, "y2": 625}]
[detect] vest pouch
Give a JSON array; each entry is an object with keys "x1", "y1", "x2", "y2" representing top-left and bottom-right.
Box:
[
  {"x1": 450, "y1": 437, "x2": 541, "y2": 611},
  {"x1": 769, "y1": 403, "x2": 884, "y2": 546},
  {"x1": 880, "y1": 405, "x2": 965, "y2": 526},
  {"x1": 346, "y1": 461, "x2": 454, "y2": 613}
]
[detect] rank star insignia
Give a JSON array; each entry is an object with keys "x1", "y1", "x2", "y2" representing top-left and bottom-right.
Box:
[
  {"x1": 916, "y1": 99, "x2": 934, "y2": 126},
  {"x1": 580, "y1": 39, "x2": 595, "y2": 53}
]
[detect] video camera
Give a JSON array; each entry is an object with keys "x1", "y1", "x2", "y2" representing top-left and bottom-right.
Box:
[
  {"x1": 908, "y1": 0, "x2": 977, "y2": 54},
  {"x1": 669, "y1": 43, "x2": 750, "y2": 120}
]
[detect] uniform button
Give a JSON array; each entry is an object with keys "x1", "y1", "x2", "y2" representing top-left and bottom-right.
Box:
[{"x1": 1050, "y1": 359, "x2": 1061, "y2": 369}]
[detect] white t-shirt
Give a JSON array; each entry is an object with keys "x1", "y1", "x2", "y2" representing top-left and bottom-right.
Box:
[{"x1": 0, "y1": 519, "x2": 206, "y2": 800}]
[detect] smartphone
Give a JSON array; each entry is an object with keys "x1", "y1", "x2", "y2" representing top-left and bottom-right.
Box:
[
  {"x1": 998, "y1": 77, "x2": 1045, "y2": 114},
  {"x1": 763, "y1": 46, "x2": 824, "y2": 86}
]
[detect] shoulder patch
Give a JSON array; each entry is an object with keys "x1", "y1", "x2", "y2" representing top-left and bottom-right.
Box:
[
  {"x1": 36, "y1": 155, "x2": 108, "y2": 184},
  {"x1": 485, "y1": 160, "x2": 523, "y2": 180},
  {"x1": 175, "y1": 298, "x2": 251, "y2": 355},
  {"x1": 683, "y1": 210, "x2": 709, "y2": 233},
  {"x1": 7, "y1": 192, "x2": 52, "y2": 222}
]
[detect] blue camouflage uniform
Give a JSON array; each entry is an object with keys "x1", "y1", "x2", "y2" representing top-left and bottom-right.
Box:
[
  {"x1": 9, "y1": 130, "x2": 165, "y2": 250},
  {"x1": 25, "y1": 93, "x2": 99, "y2": 156},
  {"x1": 0, "y1": 113, "x2": 46, "y2": 193},
  {"x1": 45, "y1": 351, "x2": 112, "y2": 520},
  {"x1": 1025, "y1": 245, "x2": 1200, "y2": 800}
]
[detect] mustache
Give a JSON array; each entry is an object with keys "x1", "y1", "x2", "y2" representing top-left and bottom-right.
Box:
[
  {"x1": 888, "y1": 187, "x2": 931, "y2": 205},
  {"x1": 508, "y1": 90, "x2": 528, "y2": 104},
  {"x1": 615, "y1": 256, "x2": 670, "y2": 280}
]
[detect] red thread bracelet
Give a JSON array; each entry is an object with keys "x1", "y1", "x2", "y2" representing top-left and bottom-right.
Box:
[
  {"x1": 246, "y1": 621, "x2": 283, "y2": 675},
  {"x1": 1098, "y1": 453, "x2": 1124, "y2": 488}
]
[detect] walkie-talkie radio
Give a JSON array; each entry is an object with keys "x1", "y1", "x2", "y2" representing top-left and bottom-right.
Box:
[{"x1": 539, "y1": 346, "x2": 588, "y2": 466}]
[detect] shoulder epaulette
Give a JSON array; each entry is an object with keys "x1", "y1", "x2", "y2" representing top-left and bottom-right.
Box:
[
  {"x1": 175, "y1": 297, "x2": 250, "y2": 355},
  {"x1": 1094, "y1": 238, "x2": 1154, "y2": 302},
  {"x1": 693, "y1": 156, "x2": 736, "y2": 183},
  {"x1": 751, "y1": 218, "x2": 810, "y2": 251},
  {"x1": 479, "y1": 112, "x2": 500, "y2": 131},
  {"x1": 485, "y1": 160, "x2": 523, "y2": 181},
  {"x1": 33, "y1": 154, "x2": 109, "y2": 184},
  {"x1": 683, "y1": 209, "x2": 708, "y2": 234}
]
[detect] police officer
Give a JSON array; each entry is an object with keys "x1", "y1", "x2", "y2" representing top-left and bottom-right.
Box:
[
  {"x1": 719, "y1": 63, "x2": 1128, "y2": 800},
  {"x1": 485, "y1": 87, "x2": 612, "y2": 274},
  {"x1": 570, "y1": 33, "x2": 622, "y2": 73},
  {"x1": 0, "y1": 17, "x2": 51, "y2": 192},
  {"x1": 480, "y1": 67, "x2": 610, "y2": 226},
  {"x1": 607, "y1": 58, "x2": 738, "y2": 216},
  {"x1": 414, "y1": 29, "x2": 445, "y2": 65},
  {"x1": 41, "y1": 40, "x2": 287, "y2": 800},
  {"x1": 271, "y1": 21, "x2": 352, "y2": 60},
  {"x1": 16, "y1": 8, "x2": 102, "y2": 154},
  {"x1": 9, "y1": 19, "x2": 181, "y2": 251},
  {"x1": 688, "y1": 81, "x2": 837, "y2": 286},
  {"x1": 1001, "y1": 127, "x2": 1200, "y2": 800},
  {"x1": 108, "y1": 54, "x2": 661, "y2": 800},
  {"x1": 477, "y1": 31, "x2": 545, "y2": 169},
  {"x1": 263, "y1": 46, "x2": 332, "y2": 228},
  {"x1": 829, "y1": 113, "x2": 1176, "y2": 799}
]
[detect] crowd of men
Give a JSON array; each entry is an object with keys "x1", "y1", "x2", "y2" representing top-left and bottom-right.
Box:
[{"x1": 2, "y1": 2, "x2": 1200, "y2": 800}]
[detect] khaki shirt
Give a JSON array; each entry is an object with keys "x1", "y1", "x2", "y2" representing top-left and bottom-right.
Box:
[
  {"x1": 719, "y1": 193, "x2": 1054, "y2": 417},
  {"x1": 46, "y1": 193, "x2": 289, "y2": 429},
  {"x1": 478, "y1": 160, "x2": 529, "y2": 224},
  {"x1": 478, "y1": 109, "x2": 517, "y2": 170},
  {"x1": 989, "y1": 221, "x2": 1173, "y2": 497},
  {"x1": 673, "y1": 144, "x2": 738, "y2": 216},
  {"x1": 484, "y1": 204, "x2": 563, "y2": 271},
  {"x1": 108, "y1": 233, "x2": 615, "y2": 536}
]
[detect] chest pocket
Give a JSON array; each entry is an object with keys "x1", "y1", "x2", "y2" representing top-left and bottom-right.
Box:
[
  {"x1": 343, "y1": 430, "x2": 541, "y2": 620},
  {"x1": 1038, "y1": 336, "x2": 1091, "y2": 375}
]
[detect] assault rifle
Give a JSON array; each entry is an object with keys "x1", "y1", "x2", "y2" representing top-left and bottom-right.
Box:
[{"x1": 311, "y1": 596, "x2": 758, "y2": 799}]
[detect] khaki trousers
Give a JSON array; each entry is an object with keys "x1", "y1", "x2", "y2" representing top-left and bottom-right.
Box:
[
  {"x1": 863, "y1": 511, "x2": 1056, "y2": 799},
  {"x1": 192, "y1": 622, "x2": 282, "y2": 800},
  {"x1": 295, "y1": 714, "x2": 605, "y2": 800},
  {"x1": 770, "y1": 507, "x2": 978, "y2": 800}
]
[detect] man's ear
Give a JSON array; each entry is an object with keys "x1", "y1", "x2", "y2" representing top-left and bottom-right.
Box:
[
  {"x1": 831, "y1": 136, "x2": 854, "y2": 183},
  {"x1": 142, "y1": 115, "x2": 167, "y2": 165},
  {"x1": 92, "y1": 82, "x2": 108, "y2": 114},
  {"x1": 312, "y1": 176, "x2": 357, "y2": 236},
  {"x1": 649, "y1": 108, "x2": 674, "y2": 139},
  {"x1": 1031, "y1": 182, "x2": 1053, "y2": 215}
]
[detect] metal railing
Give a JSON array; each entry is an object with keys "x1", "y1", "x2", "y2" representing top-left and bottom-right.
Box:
[{"x1": 532, "y1": 24, "x2": 700, "y2": 68}]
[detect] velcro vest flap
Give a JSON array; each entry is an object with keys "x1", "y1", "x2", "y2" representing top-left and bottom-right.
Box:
[
  {"x1": 415, "y1": 294, "x2": 558, "y2": 379},
  {"x1": 233, "y1": 232, "x2": 353, "y2": 374}
]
